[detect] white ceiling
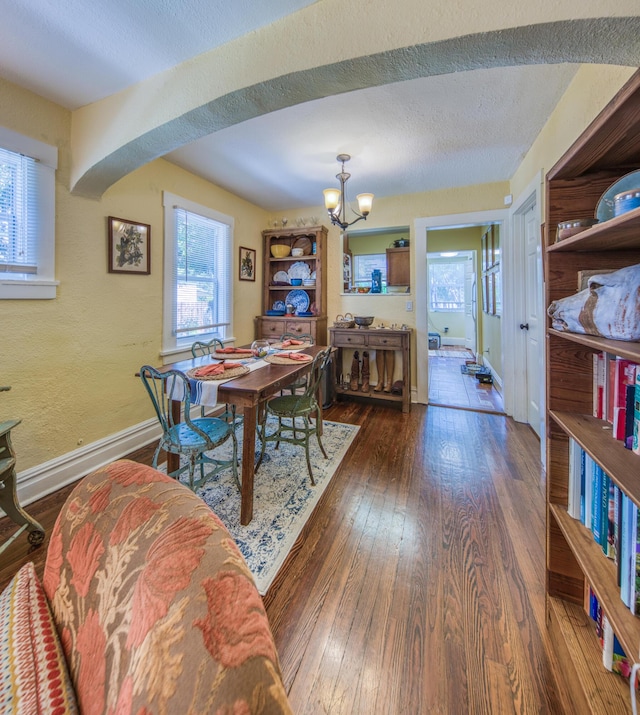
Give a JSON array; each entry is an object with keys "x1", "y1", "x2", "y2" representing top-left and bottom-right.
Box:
[{"x1": 1, "y1": 1, "x2": 634, "y2": 211}]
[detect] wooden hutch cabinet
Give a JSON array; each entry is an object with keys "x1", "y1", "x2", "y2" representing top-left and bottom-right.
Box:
[
  {"x1": 544, "y1": 69, "x2": 640, "y2": 714},
  {"x1": 255, "y1": 225, "x2": 328, "y2": 344},
  {"x1": 386, "y1": 246, "x2": 410, "y2": 286}
]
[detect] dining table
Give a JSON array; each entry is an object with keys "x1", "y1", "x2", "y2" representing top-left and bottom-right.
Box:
[{"x1": 142, "y1": 344, "x2": 326, "y2": 525}]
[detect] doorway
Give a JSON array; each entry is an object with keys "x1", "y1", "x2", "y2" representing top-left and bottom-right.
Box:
[
  {"x1": 426, "y1": 245, "x2": 504, "y2": 413},
  {"x1": 414, "y1": 209, "x2": 510, "y2": 408}
]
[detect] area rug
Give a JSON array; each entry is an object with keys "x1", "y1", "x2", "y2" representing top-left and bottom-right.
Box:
[
  {"x1": 160, "y1": 417, "x2": 359, "y2": 595},
  {"x1": 429, "y1": 349, "x2": 474, "y2": 358}
]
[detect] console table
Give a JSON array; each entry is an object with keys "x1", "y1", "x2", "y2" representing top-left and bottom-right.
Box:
[{"x1": 329, "y1": 327, "x2": 411, "y2": 412}]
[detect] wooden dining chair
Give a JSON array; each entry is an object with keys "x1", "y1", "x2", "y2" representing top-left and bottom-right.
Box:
[
  {"x1": 279, "y1": 332, "x2": 315, "y2": 395},
  {"x1": 191, "y1": 339, "x2": 241, "y2": 427},
  {"x1": 255, "y1": 348, "x2": 331, "y2": 485},
  {"x1": 139, "y1": 365, "x2": 238, "y2": 491}
]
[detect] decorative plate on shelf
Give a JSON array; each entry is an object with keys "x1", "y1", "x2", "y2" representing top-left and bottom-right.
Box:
[
  {"x1": 285, "y1": 289, "x2": 310, "y2": 313},
  {"x1": 595, "y1": 169, "x2": 640, "y2": 222},
  {"x1": 292, "y1": 236, "x2": 313, "y2": 255},
  {"x1": 310, "y1": 270, "x2": 316, "y2": 280},
  {"x1": 287, "y1": 262, "x2": 311, "y2": 281},
  {"x1": 273, "y1": 270, "x2": 289, "y2": 283},
  {"x1": 273, "y1": 300, "x2": 286, "y2": 311}
]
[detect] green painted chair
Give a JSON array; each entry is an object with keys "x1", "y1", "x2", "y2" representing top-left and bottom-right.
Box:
[
  {"x1": 255, "y1": 348, "x2": 331, "y2": 485},
  {"x1": 279, "y1": 332, "x2": 315, "y2": 395},
  {"x1": 140, "y1": 365, "x2": 238, "y2": 491},
  {"x1": 191, "y1": 339, "x2": 241, "y2": 427}
]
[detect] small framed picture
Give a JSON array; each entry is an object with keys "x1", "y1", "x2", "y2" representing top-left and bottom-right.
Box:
[
  {"x1": 239, "y1": 246, "x2": 256, "y2": 281},
  {"x1": 108, "y1": 217, "x2": 150, "y2": 274}
]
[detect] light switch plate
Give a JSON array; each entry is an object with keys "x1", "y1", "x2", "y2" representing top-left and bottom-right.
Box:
[{"x1": 406, "y1": 301, "x2": 413, "y2": 311}]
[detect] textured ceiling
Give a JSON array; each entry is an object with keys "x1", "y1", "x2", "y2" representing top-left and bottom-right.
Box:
[{"x1": 1, "y1": 2, "x2": 638, "y2": 210}]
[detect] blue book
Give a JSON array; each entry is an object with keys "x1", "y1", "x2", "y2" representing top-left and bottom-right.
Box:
[
  {"x1": 621, "y1": 494, "x2": 634, "y2": 608},
  {"x1": 579, "y1": 448, "x2": 586, "y2": 523},
  {"x1": 584, "y1": 454, "x2": 594, "y2": 530},
  {"x1": 591, "y1": 462, "x2": 603, "y2": 544}
]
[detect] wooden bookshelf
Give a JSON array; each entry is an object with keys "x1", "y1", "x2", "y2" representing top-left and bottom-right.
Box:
[{"x1": 545, "y1": 69, "x2": 640, "y2": 713}]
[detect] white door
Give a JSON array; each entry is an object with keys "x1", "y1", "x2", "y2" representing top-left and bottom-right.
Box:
[
  {"x1": 523, "y1": 204, "x2": 541, "y2": 436},
  {"x1": 464, "y1": 257, "x2": 477, "y2": 354}
]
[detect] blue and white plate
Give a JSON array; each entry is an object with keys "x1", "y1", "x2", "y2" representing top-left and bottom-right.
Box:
[
  {"x1": 596, "y1": 169, "x2": 640, "y2": 222},
  {"x1": 287, "y1": 262, "x2": 311, "y2": 281},
  {"x1": 285, "y1": 289, "x2": 310, "y2": 313},
  {"x1": 273, "y1": 300, "x2": 286, "y2": 311}
]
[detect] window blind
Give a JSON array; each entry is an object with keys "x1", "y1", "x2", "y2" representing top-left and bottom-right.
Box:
[
  {"x1": 173, "y1": 207, "x2": 232, "y2": 340},
  {"x1": 0, "y1": 148, "x2": 39, "y2": 275}
]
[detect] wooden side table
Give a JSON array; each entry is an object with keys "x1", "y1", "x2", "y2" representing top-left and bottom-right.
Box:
[
  {"x1": 330, "y1": 327, "x2": 411, "y2": 412},
  {"x1": 0, "y1": 418, "x2": 45, "y2": 553}
]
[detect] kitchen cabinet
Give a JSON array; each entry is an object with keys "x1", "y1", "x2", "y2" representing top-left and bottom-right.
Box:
[{"x1": 386, "y1": 247, "x2": 410, "y2": 286}]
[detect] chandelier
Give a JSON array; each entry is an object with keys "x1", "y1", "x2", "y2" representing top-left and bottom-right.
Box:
[{"x1": 322, "y1": 154, "x2": 374, "y2": 230}]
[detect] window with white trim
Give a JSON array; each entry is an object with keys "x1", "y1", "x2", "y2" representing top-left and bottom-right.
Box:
[
  {"x1": 428, "y1": 258, "x2": 465, "y2": 312},
  {"x1": 163, "y1": 192, "x2": 233, "y2": 353},
  {"x1": 0, "y1": 126, "x2": 57, "y2": 299}
]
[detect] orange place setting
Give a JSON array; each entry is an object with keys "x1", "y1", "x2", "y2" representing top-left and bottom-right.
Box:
[
  {"x1": 186, "y1": 362, "x2": 249, "y2": 380},
  {"x1": 271, "y1": 339, "x2": 312, "y2": 350},
  {"x1": 265, "y1": 352, "x2": 313, "y2": 365},
  {"x1": 211, "y1": 347, "x2": 254, "y2": 359}
]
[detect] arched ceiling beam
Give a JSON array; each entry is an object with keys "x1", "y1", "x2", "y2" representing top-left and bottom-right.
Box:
[{"x1": 70, "y1": 15, "x2": 640, "y2": 199}]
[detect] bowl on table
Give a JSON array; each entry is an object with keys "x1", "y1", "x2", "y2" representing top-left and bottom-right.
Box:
[{"x1": 354, "y1": 316, "x2": 374, "y2": 328}]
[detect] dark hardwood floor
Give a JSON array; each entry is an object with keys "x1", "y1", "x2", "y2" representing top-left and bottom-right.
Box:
[{"x1": 0, "y1": 401, "x2": 564, "y2": 714}]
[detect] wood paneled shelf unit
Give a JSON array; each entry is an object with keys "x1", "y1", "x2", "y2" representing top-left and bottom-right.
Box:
[
  {"x1": 544, "y1": 69, "x2": 640, "y2": 714},
  {"x1": 255, "y1": 225, "x2": 328, "y2": 344}
]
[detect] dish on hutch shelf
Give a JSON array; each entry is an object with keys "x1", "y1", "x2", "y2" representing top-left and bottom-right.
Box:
[
  {"x1": 595, "y1": 169, "x2": 640, "y2": 222},
  {"x1": 285, "y1": 289, "x2": 310, "y2": 313},
  {"x1": 273, "y1": 300, "x2": 286, "y2": 311},
  {"x1": 273, "y1": 270, "x2": 289, "y2": 284},
  {"x1": 287, "y1": 262, "x2": 311, "y2": 281}
]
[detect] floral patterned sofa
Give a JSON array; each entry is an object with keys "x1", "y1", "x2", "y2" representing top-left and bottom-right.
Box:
[{"x1": 0, "y1": 459, "x2": 292, "y2": 714}]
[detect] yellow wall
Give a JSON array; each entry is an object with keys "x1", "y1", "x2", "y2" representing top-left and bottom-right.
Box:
[{"x1": 1, "y1": 78, "x2": 265, "y2": 470}]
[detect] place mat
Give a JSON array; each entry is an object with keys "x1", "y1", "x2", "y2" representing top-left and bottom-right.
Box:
[
  {"x1": 186, "y1": 364, "x2": 249, "y2": 380},
  {"x1": 270, "y1": 340, "x2": 312, "y2": 350},
  {"x1": 211, "y1": 349, "x2": 253, "y2": 359},
  {"x1": 265, "y1": 353, "x2": 313, "y2": 365}
]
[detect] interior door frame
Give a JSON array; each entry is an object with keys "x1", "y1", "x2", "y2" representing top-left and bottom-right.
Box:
[
  {"x1": 507, "y1": 171, "x2": 546, "y2": 463},
  {"x1": 415, "y1": 209, "x2": 509, "y2": 406}
]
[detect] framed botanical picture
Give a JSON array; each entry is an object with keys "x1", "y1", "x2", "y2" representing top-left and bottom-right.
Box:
[
  {"x1": 239, "y1": 246, "x2": 256, "y2": 281},
  {"x1": 108, "y1": 217, "x2": 150, "y2": 274}
]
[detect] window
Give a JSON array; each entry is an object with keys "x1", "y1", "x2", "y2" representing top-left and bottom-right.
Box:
[
  {"x1": 428, "y1": 259, "x2": 465, "y2": 312},
  {"x1": 353, "y1": 253, "x2": 386, "y2": 289},
  {"x1": 0, "y1": 126, "x2": 57, "y2": 299},
  {"x1": 163, "y1": 192, "x2": 233, "y2": 354}
]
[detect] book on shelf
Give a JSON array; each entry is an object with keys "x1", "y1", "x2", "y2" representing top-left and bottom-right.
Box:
[
  {"x1": 586, "y1": 585, "x2": 634, "y2": 682},
  {"x1": 611, "y1": 357, "x2": 638, "y2": 441},
  {"x1": 568, "y1": 437, "x2": 582, "y2": 520},
  {"x1": 591, "y1": 462, "x2": 603, "y2": 546},
  {"x1": 625, "y1": 383, "x2": 636, "y2": 450},
  {"x1": 634, "y1": 370, "x2": 640, "y2": 456}
]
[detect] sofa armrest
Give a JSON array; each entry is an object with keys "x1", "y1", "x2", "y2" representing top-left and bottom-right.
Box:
[{"x1": 43, "y1": 459, "x2": 292, "y2": 715}]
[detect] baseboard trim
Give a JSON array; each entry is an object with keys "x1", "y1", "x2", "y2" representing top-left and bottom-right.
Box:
[
  {"x1": 13, "y1": 418, "x2": 162, "y2": 509},
  {"x1": 482, "y1": 355, "x2": 503, "y2": 391}
]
